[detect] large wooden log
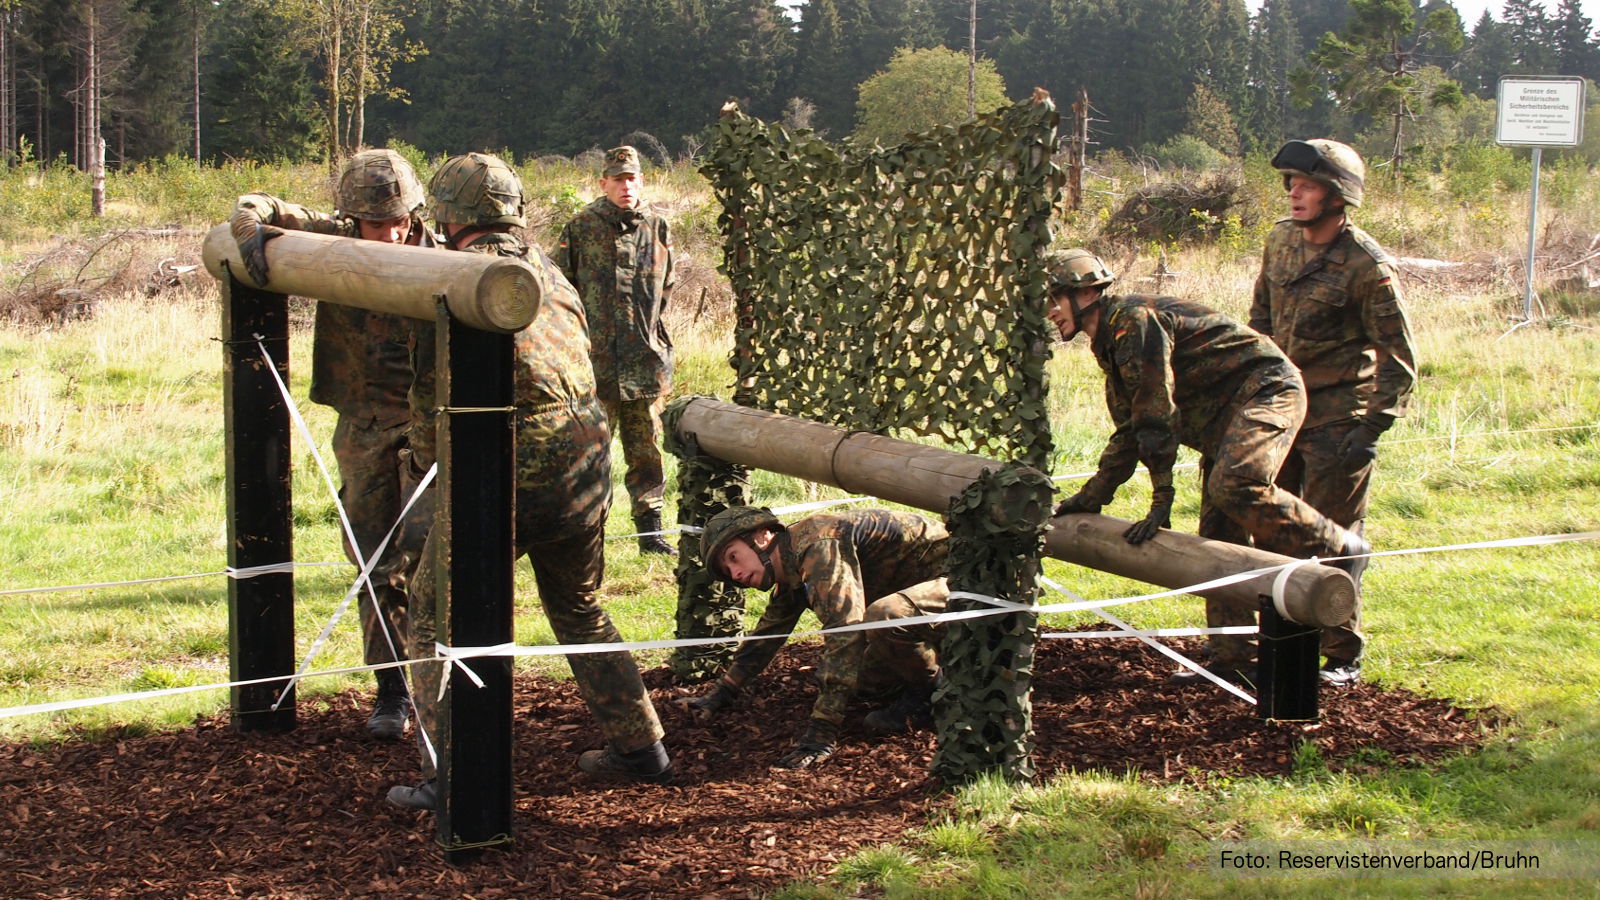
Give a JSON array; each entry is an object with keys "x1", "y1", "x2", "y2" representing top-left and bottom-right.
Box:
[
  {"x1": 201, "y1": 223, "x2": 540, "y2": 333},
  {"x1": 674, "y1": 397, "x2": 1355, "y2": 627}
]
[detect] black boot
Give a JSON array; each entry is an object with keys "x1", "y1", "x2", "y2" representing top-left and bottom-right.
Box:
[
  {"x1": 366, "y1": 668, "x2": 411, "y2": 740},
  {"x1": 864, "y1": 682, "x2": 934, "y2": 735},
  {"x1": 636, "y1": 511, "x2": 676, "y2": 556}
]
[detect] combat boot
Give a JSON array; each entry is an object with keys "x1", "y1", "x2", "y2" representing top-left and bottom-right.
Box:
[
  {"x1": 636, "y1": 511, "x2": 676, "y2": 556},
  {"x1": 863, "y1": 682, "x2": 934, "y2": 736},
  {"x1": 578, "y1": 740, "x2": 676, "y2": 784},
  {"x1": 1319, "y1": 658, "x2": 1362, "y2": 687},
  {"x1": 386, "y1": 779, "x2": 436, "y2": 811},
  {"x1": 366, "y1": 668, "x2": 411, "y2": 740}
]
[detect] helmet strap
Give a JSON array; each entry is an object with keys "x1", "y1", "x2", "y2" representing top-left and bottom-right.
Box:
[
  {"x1": 748, "y1": 530, "x2": 785, "y2": 590},
  {"x1": 1061, "y1": 289, "x2": 1102, "y2": 341}
]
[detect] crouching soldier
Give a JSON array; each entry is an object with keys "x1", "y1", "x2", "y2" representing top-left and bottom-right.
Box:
[
  {"x1": 1045, "y1": 249, "x2": 1369, "y2": 684},
  {"x1": 681, "y1": 506, "x2": 950, "y2": 768}
]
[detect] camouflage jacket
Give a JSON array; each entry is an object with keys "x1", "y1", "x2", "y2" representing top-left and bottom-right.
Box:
[
  {"x1": 1079, "y1": 293, "x2": 1302, "y2": 505},
  {"x1": 230, "y1": 194, "x2": 429, "y2": 423},
  {"x1": 724, "y1": 510, "x2": 949, "y2": 724},
  {"x1": 412, "y1": 231, "x2": 612, "y2": 534},
  {"x1": 554, "y1": 196, "x2": 675, "y2": 402},
  {"x1": 1251, "y1": 220, "x2": 1417, "y2": 429}
]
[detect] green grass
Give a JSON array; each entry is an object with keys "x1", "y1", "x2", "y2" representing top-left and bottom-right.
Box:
[{"x1": 3, "y1": 160, "x2": 1600, "y2": 896}]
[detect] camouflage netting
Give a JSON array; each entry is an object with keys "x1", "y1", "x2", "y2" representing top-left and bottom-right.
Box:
[
  {"x1": 701, "y1": 95, "x2": 1063, "y2": 471},
  {"x1": 672, "y1": 96, "x2": 1064, "y2": 778},
  {"x1": 934, "y1": 464, "x2": 1052, "y2": 783},
  {"x1": 662, "y1": 399, "x2": 749, "y2": 682}
]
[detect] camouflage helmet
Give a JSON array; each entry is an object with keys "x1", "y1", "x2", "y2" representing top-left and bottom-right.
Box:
[
  {"x1": 1045, "y1": 248, "x2": 1116, "y2": 293},
  {"x1": 700, "y1": 506, "x2": 784, "y2": 579},
  {"x1": 427, "y1": 152, "x2": 526, "y2": 228},
  {"x1": 1271, "y1": 139, "x2": 1365, "y2": 208},
  {"x1": 336, "y1": 149, "x2": 424, "y2": 220}
]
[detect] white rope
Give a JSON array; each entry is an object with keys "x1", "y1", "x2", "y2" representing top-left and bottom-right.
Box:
[
  {"x1": 273, "y1": 463, "x2": 437, "y2": 710},
  {"x1": 1041, "y1": 575, "x2": 1256, "y2": 705},
  {"x1": 256, "y1": 340, "x2": 406, "y2": 676},
  {"x1": 0, "y1": 562, "x2": 344, "y2": 598},
  {"x1": 2, "y1": 530, "x2": 1596, "y2": 721}
]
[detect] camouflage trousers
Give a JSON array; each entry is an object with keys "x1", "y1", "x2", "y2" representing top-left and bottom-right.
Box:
[
  {"x1": 861, "y1": 579, "x2": 950, "y2": 691},
  {"x1": 599, "y1": 394, "x2": 667, "y2": 520},
  {"x1": 406, "y1": 523, "x2": 667, "y2": 778},
  {"x1": 1194, "y1": 385, "x2": 1356, "y2": 669},
  {"x1": 1277, "y1": 417, "x2": 1373, "y2": 664},
  {"x1": 332, "y1": 412, "x2": 411, "y2": 667}
]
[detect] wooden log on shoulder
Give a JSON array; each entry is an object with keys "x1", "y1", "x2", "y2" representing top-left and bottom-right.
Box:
[
  {"x1": 673, "y1": 397, "x2": 1355, "y2": 627},
  {"x1": 201, "y1": 222, "x2": 540, "y2": 333}
]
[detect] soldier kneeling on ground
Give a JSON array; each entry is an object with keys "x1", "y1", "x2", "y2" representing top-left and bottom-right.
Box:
[{"x1": 679, "y1": 506, "x2": 951, "y2": 769}]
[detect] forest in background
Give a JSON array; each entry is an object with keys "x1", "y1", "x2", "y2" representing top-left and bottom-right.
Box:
[{"x1": 1, "y1": 0, "x2": 1598, "y2": 176}]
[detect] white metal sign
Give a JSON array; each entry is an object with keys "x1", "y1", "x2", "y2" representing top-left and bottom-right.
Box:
[{"x1": 1496, "y1": 77, "x2": 1586, "y2": 147}]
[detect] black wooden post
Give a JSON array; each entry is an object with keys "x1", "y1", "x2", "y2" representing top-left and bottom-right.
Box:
[
  {"x1": 220, "y1": 272, "x2": 296, "y2": 733},
  {"x1": 433, "y1": 301, "x2": 517, "y2": 860},
  {"x1": 1256, "y1": 596, "x2": 1320, "y2": 721}
]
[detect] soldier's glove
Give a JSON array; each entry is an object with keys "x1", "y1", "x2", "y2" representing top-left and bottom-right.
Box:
[
  {"x1": 1053, "y1": 490, "x2": 1103, "y2": 517},
  {"x1": 1123, "y1": 500, "x2": 1172, "y2": 544},
  {"x1": 1337, "y1": 414, "x2": 1393, "y2": 473},
  {"x1": 679, "y1": 681, "x2": 740, "y2": 722},
  {"x1": 1124, "y1": 483, "x2": 1175, "y2": 544},
  {"x1": 229, "y1": 207, "x2": 284, "y2": 286},
  {"x1": 776, "y1": 719, "x2": 839, "y2": 769}
]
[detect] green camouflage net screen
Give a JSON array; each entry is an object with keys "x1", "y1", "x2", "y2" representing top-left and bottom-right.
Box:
[{"x1": 701, "y1": 95, "x2": 1063, "y2": 471}]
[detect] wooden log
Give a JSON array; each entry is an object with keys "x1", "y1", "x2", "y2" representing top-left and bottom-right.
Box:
[
  {"x1": 201, "y1": 222, "x2": 540, "y2": 333},
  {"x1": 674, "y1": 397, "x2": 1355, "y2": 627}
]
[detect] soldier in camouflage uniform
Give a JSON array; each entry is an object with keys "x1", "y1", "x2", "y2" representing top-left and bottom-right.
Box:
[
  {"x1": 386, "y1": 153, "x2": 670, "y2": 812},
  {"x1": 1251, "y1": 140, "x2": 1418, "y2": 686},
  {"x1": 1046, "y1": 249, "x2": 1370, "y2": 684},
  {"x1": 681, "y1": 507, "x2": 950, "y2": 768},
  {"x1": 555, "y1": 146, "x2": 677, "y2": 555},
  {"x1": 228, "y1": 149, "x2": 432, "y2": 740}
]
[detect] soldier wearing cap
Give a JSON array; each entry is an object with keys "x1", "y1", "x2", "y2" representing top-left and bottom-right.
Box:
[
  {"x1": 555, "y1": 146, "x2": 678, "y2": 556},
  {"x1": 228, "y1": 149, "x2": 434, "y2": 741},
  {"x1": 1251, "y1": 139, "x2": 1418, "y2": 686},
  {"x1": 680, "y1": 506, "x2": 951, "y2": 769},
  {"x1": 385, "y1": 153, "x2": 672, "y2": 812},
  {"x1": 1046, "y1": 249, "x2": 1372, "y2": 685}
]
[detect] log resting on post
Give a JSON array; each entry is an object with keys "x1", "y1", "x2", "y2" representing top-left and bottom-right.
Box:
[
  {"x1": 201, "y1": 223, "x2": 541, "y2": 332},
  {"x1": 669, "y1": 397, "x2": 1356, "y2": 627},
  {"x1": 204, "y1": 223, "x2": 522, "y2": 856}
]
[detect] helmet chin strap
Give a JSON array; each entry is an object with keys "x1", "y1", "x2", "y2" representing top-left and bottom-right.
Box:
[
  {"x1": 748, "y1": 531, "x2": 785, "y2": 590},
  {"x1": 1061, "y1": 291, "x2": 1102, "y2": 342}
]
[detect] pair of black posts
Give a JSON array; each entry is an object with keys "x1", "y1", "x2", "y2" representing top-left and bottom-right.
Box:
[
  {"x1": 221, "y1": 269, "x2": 513, "y2": 862},
  {"x1": 218, "y1": 267, "x2": 1326, "y2": 865}
]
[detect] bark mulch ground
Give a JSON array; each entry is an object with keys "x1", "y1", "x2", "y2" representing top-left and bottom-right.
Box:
[{"x1": 0, "y1": 634, "x2": 1494, "y2": 899}]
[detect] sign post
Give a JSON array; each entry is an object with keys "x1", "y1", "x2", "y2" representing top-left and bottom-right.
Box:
[{"x1": 1496, "y1": 76, "x2": 1586, "y2": 322}]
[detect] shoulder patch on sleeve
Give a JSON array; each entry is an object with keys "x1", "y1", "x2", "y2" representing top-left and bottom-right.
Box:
[{"x1": 1347, "y1": 225, "x2": 1393, "y2": 265}]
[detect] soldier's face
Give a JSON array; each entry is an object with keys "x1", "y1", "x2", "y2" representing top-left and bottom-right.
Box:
[
  {"x1": 1287, "y1": 176, "x2": 1335, "y2": 223},
  {"x1": 600, "y1": 172, "x2": 642, "y2": 209},
  {"x1": 357, "y1": 213, "x2": 412, "y2": 244},
  {"x1": 719, "y1": 534, "x2": 774, "y2": 590},
  {"x1": 1047, "y1": 289, "x2": 1100, "y2": 343}
]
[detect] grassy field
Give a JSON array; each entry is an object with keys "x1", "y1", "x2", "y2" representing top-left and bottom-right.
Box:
[{"x1": 2, "y1": 153, "x2": 1599, "y2": 896}]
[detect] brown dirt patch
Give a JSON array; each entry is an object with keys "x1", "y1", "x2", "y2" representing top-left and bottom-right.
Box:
[{"x1": 0, "y1": 634, "x2": 1493, "y2": 899}]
